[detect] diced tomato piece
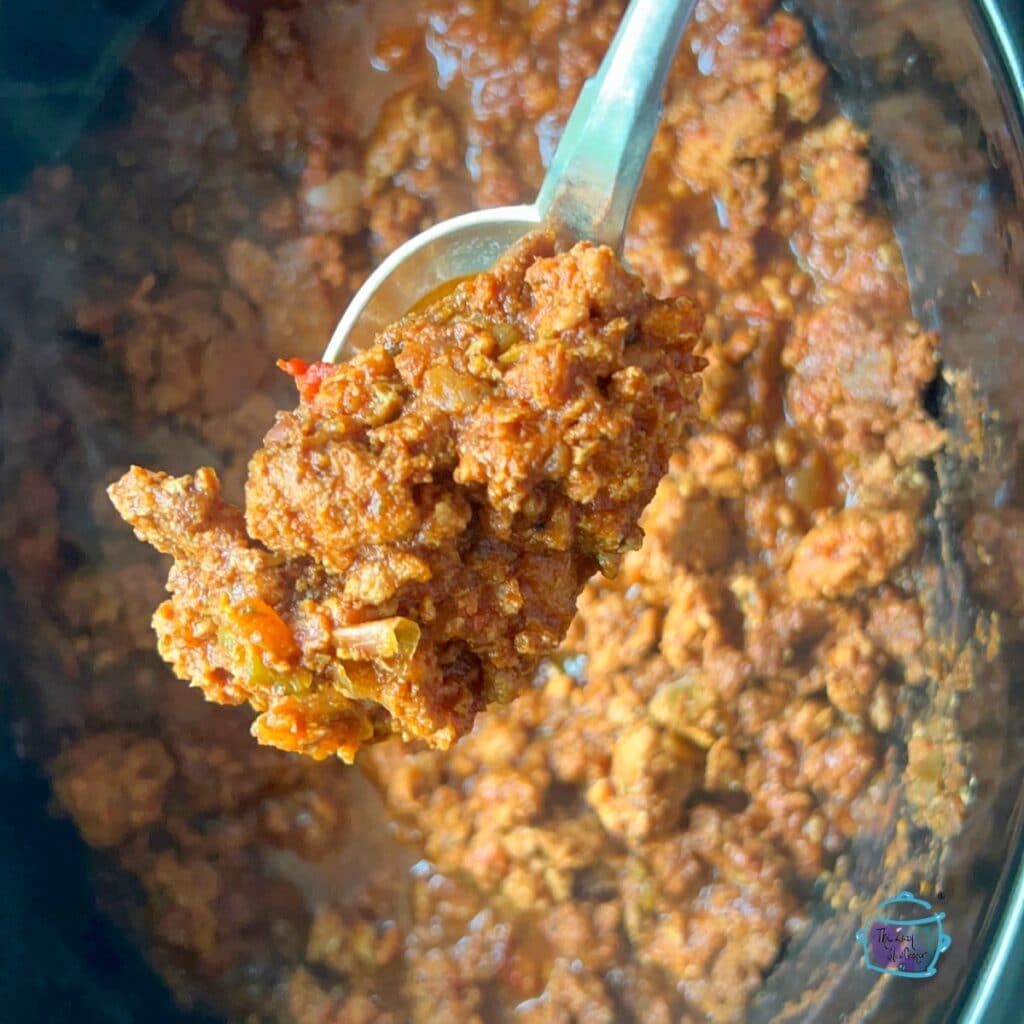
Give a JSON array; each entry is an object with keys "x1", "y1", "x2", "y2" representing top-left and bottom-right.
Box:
[
  {"x1": 277, "y1": 358, "x2": 336, "y2": 403},
  {"x1": 226, "y1": 597, "x2": 298, "y2": 662}
]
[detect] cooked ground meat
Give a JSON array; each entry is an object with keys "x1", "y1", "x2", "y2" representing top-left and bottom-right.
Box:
[
  {"x1": 109, "y1": 232, "x2": 703, "y2": 761},
  {"x1": 0, "y1": 0, "x2": 973, "y2": 1021}
]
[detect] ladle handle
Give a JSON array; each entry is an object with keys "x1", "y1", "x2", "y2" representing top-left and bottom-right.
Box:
[{"x1": 536, "y1": 0, "x2": 696, "y2": 251}]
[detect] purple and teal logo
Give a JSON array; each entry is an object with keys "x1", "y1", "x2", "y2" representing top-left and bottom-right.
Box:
[{"x1": 856, "y1": 892, "x2": 952, "y2": 978}]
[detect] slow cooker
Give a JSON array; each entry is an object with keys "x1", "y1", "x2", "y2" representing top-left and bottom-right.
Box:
[{"x1": 1, "y1": 1, "x2": 1022, "y2": 1021}]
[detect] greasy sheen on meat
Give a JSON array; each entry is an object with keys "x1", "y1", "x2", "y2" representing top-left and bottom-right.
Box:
[{"x1": 109, "y1": 232, "x2": 704, "y2": 761}]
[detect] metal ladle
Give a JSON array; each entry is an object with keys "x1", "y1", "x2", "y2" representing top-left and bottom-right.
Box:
[{"x1": 322, "y1": 0, "x2": 698, "y2": 363}]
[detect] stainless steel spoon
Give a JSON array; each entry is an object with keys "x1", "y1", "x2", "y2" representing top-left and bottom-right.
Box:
[{"x1": 322, "y1": 0, "x2": 697, "y2": 363}]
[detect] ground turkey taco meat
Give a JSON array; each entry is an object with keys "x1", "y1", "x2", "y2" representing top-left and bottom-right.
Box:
[
  {"x1": 109, "y1": 231, "x2": 704, "y2": 761},
  {"x1": 2, "y1": 0, "x2": 971, "y2": 1020}
]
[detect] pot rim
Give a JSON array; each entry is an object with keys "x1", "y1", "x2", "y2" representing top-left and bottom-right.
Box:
[{"x1": 957, "y1": 5, "x2": 1024, "y2": 1020}]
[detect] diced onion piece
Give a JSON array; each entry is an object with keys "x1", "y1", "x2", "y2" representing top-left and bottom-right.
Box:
[
  {"x1": 337, "y1": 661, "x2": 380, "y2": 701},
  {"x1": 333, "y1": 617, "x2": 421, "y2": 662},
  {"x1": 421, "y1": 365, "x2": 488, "y2": 413}
]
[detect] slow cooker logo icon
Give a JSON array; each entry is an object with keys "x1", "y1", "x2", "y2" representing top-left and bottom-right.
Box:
[{"x1": 855, "y1": 892, "x2": 952, "y2": 978}]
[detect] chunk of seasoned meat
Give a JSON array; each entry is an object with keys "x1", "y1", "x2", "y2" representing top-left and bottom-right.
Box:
[
  {"x1": 110, "y1": 231, "x2": 704, "y2": 761},
  {"x1": 586, "y1": 720, "x2": 704, "y2": 844},
  {"x1": 788, "y1": 507, "x2": 917, "y2": 600},
  {"x1": 51, "y1": 733, "x2": 175, "y2": 848}
]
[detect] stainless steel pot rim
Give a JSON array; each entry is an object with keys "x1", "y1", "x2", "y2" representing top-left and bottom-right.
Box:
[{"x1": 959, "y1": 2, "x2": 1024, "y2": 1020}]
